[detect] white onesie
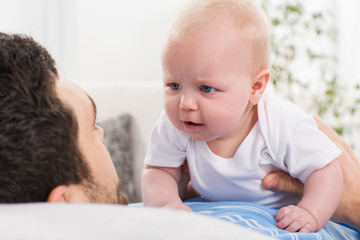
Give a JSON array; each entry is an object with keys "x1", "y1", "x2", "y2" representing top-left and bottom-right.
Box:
[{"x1": 144, "y1": 93, "x2": 341, "y2": 208}]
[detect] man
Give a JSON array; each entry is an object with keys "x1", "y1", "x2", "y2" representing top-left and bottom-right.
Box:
[
  {"x1": 0, "y1": 32, "x2": 127, "y2": 204},
  {"x1": 0, "y1": 32, "x2": 358, "y2": 232}
]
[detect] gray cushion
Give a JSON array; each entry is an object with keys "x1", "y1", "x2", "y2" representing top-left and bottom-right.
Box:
[{"x1": 100, "y1": 114, "x2": 137, "y2": 203}]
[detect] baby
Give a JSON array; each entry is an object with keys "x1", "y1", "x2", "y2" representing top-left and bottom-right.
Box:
[{"x1": 141, "y1": 0, "x2": 343, "y2": 233}]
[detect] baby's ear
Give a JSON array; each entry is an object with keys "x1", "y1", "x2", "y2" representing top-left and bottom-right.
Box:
[{"x1": 249, "y1": 69, "x2": 270, "y2": 105}]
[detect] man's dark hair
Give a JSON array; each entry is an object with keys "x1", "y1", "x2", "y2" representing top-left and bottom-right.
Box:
[{"x1": 0, "y1": 33, "x2": 92, "y2": 202}]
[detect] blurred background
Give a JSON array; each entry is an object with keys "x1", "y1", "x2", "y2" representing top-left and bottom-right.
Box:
[
  {"x1": 0, "y1": 0, "x2": 187, "y2": 83},
  {"x1": 0, "y1": 0, "x2": 360, "y2": 152}
]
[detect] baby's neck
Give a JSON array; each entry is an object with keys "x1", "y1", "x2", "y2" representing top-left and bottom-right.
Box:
[{"x1": 207, "y1": 105, "x2": 258, "y2": 158}]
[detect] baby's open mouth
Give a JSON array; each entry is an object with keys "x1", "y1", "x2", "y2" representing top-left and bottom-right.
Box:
[{"x1": 185, "y1": 121, "x2": 202, "y2": 126}]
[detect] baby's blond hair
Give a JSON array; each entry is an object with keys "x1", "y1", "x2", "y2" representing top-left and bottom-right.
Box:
[{"x1": 168, "y1": 0, "x2": 271, "y2": 75}]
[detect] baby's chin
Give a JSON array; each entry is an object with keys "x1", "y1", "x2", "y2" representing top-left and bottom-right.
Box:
[{"x1": 188, "y1": 131, "x2": 216, "y2": 142}]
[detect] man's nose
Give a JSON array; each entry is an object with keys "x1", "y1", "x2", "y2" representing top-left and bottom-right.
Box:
[{"x1": 180, "y1": 94, "x2": 198, "y2": 111}]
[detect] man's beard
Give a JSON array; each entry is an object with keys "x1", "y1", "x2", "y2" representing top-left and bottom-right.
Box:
[{"x1": 82, "y1": 180, "x2": 128, "y2": 205}]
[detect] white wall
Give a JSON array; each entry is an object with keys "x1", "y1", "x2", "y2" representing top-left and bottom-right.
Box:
[{"x1": 74, "y1": 0, "x2": 187, "y2": 83}]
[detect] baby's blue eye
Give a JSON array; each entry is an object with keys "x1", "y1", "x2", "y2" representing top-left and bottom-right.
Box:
[
  {"x1": 169, "y1": 83, "x2": 181, "y2": 90},
  {"x1": 200, "y1": 85, "x2": 215, "y2": 93}
]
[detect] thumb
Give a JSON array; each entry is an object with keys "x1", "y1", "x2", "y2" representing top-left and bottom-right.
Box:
[{"x1": 262, "y1": 172, "x2": 304, "y2": 198}]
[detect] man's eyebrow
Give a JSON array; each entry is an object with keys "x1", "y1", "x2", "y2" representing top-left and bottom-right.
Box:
[{"x1": 87, "y1": 93, "x2": 97, "y2": 126}]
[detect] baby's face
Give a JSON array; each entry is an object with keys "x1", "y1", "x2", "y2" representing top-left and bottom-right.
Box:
[{"x1": 162, "y1": 20, "x2": 256, "y2": 142}]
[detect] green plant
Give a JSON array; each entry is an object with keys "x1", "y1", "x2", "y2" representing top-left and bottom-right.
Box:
[{"x1": 260, "y1": 0, "x2": 360, "y2": 150}]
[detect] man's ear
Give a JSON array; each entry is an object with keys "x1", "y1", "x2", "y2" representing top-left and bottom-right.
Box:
[
  {"x1": 47, "y1": 184, "x2": 91, "y2": 203},
  {"x1": 47, "y1": 185, "x2": 69, "y2": 203},
  {"x1": 249, "y1": 69, "x2": 270, "y2": 105}
]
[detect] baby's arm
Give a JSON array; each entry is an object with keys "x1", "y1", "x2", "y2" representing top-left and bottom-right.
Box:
[
  {"x1": 141, "y1": 165, "x2": 192, "y2": 211},
  {"x1": 275, "y1": 159, "x2": 343, "y2": 232}
]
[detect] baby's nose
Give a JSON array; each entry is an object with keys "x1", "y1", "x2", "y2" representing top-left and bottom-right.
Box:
[{"x1": 180, "y1": 94, "x2": 198, "y2": 111}]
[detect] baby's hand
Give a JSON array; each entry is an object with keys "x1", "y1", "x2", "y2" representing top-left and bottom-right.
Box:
[
  {"x1": 275, "y1": 205, "x2": 318, "y2": 232},
  {"x1": 164, "y1": 202, "x2": 192, "y2": 212}
]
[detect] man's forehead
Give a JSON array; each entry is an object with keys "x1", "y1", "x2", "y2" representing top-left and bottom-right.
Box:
[
  {"x1": 57, "y1": 76, "x2": 85, "y2": 97},
  {"x1": 56, "y1": 75, "x2": 96, "y2": 119}
]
